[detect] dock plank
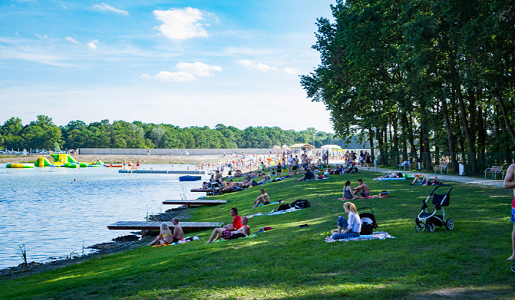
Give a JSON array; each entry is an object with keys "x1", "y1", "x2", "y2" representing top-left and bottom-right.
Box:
[
  {"x1": 162, "y1": 200, "x2": 227, "y2": 206},
  {"x1": 107, "y1": 221, "x2": 223, "y2": 232}
]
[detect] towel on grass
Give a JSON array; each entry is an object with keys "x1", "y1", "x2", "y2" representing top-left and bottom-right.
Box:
[
  {"x1": 258, "y1": 201, "x2": 281, "y2": 207},
  {"x1": 152, "y1": 236, "x2": 200, "y2": 247},
  {"x1": 264, "y1": 207, "x2": 301, "y2": 216},
  {"x1": 325, "y1": 231, "x2": 394, "y2": 242}
]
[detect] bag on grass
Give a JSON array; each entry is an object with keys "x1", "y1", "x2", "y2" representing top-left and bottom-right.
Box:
[
  {"x1": 278, "y1": 204, "x2": 291, "y2": 211},
  {"x1": 291, "y1": 199, "x2": 310, "y2": 209}
]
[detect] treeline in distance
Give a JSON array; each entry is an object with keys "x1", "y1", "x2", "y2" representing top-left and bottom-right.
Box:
[{"x1": 0, "y1": 115, "x2": 365, "y2": 151}]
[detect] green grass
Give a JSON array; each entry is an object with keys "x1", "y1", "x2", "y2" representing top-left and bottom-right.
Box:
[{"x1": 2, "y1": 172, "x2": 515, "y2": 299}]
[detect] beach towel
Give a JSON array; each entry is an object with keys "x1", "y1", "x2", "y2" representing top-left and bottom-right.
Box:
[
  {"x1": 152, "y1": 236, "x2": 200, "y2": 247},
  {"x1": 264, "y1": 207, "x2": 301, "y2": 216},
  {"x1": 325, "y1": 231, "x2": 394, "y2": 242},
  {"x1": 258, "y1": 201, "x2": 281, "y2": 207}
]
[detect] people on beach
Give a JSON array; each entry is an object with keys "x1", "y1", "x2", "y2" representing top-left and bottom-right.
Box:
[
  {"x1": 339, "y1": 181, "x2": 353, "y2": 200},
  {"x1": 205, "y1": 216, "x2": 250, "y2": 244},
  {"x1": 331, "y1": 202, "x2": 361, "y2": 239},
  {"x1": 223, "y1": 208, "x2": 242, "y2": 231},
  {"x1": 252, "y1": 189, "x2": 271, "y2": 208},
  {"x1": 504, "y1": 163, "x2": 515, "y2": 260},
  {"x1": 410, "y1": 176, "x2": 440, "y2": 186},
  {"x1": 365, "y1": 152, "x2": 372, "y2": 169},
  {"x1": 295, "y1": 168, "x2": 315, "y2": 181},
  {"x1": 352, "y1": 179, "x2": 370, "y2": 198},
  {"x1": 148, "y1": 222, "x2": 175, "y2": 245}
]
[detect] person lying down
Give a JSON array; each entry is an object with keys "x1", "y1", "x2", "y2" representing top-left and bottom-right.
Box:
[{"x1": 205, "y1": 216, "x2": 250, "y2": 244}]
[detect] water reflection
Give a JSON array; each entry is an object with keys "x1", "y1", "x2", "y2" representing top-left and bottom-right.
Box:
[{"x1": 0, "y1": 164, "x2": 205, "y2": 268}]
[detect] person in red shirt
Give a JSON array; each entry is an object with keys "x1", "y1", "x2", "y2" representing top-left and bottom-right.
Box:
[{"x1": 223, "y1": 208, "x2": 242, "y2": 231}]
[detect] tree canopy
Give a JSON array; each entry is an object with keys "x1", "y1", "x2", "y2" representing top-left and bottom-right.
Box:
[
  {"x1": 301, "y1": 0, "x2": 515, "y2": 172},
  {"x1": 0, "y1": 116, "x2": 366, "y2": 150}
]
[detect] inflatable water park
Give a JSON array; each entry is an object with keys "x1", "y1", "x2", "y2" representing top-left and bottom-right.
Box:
[{"x1": 6, "y1": 154, "x2": 104, "y2": 169}]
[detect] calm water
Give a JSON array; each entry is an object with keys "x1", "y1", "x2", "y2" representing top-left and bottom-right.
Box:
[{"x1": 0, "y1": 163, "x2": 207, "y2": 269}]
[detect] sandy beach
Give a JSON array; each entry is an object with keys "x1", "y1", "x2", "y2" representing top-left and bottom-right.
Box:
[{"x1": 1, "y1": 154, "x2": 238, "y2": 165}]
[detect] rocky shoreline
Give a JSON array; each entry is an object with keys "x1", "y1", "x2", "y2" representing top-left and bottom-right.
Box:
[{"x1": 0, "y1": 205, "x2": 189, "y2": 280}]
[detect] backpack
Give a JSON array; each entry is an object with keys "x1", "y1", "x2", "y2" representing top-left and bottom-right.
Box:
[
  {"x1": 291, "y1": 199, "x2": 310, "y2": 209},
  {"x1": 251, "y1": 180, "x2": 259, "y2": 187},
  {"x1": 278, "y1": 204, "x2": 291, "y2": 211}
]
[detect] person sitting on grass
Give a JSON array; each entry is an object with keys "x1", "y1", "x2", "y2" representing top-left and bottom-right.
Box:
[
  {"x1": 352, "y1": 179, "x2": 370, "y2": 198},
  {"x1": 205, "y1": 217, "x2": 250, "y2": 244},
  {"x1": 252, "y1": 189, "x2": 271, "y2": 208},
  {"x1": 410, "y1": 176, "x2": 441, "y2": 186},
  {"x1": 148, "y1": 222, "x2": 177, "y2": 245},
  {"x1": 223, "y1": 208, "x2": 242, "y2": 231},
  {"x1": 295, "y1": 168, "x2": 315, "y2": 181},
  {"x1": 331, "y1": 202, "x2": 361, "y2": 239},
  {"x1": 338, "y1": 181, "x2": 354, "y2": 200}
]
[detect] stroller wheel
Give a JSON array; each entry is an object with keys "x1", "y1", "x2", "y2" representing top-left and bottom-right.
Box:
[
  {"x1": 426, "y1": 222, "x2": 436, "y2": 233},
  {"x1": 511, "y1": 261, "x2": 515, "y2": 273},
  {"x1": 445, "y1": 218, "x2": 454, "y2": 231},
  {"x1": 415, "y1": 222, "x2": 425, "y2": 232}
]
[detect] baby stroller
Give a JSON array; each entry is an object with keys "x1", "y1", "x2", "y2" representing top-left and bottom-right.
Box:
[
  {"x1": 358, "y1": 207, "x2": 378, "y2": 235},
  {"x1": 415, "y1": 184, "x2": 454, "y2": 233}
]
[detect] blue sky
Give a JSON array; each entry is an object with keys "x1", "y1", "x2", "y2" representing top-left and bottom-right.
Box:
[{"x1": 0, "y1": 0, "x2": 335, "y2": 132}]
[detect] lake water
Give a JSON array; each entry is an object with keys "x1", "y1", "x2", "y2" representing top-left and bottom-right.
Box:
[{"x1": 0, "y1": 163, "x2": 207, "y2": 269}]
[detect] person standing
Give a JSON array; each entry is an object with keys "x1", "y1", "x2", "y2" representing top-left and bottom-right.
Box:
[{"x1": 504, "y1": 163, "x2": 515, "y2": 260}]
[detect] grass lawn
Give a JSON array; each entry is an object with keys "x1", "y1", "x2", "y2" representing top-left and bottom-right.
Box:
[{"x1": 1, "y1": 172, "x2": 515, "y2": 299}]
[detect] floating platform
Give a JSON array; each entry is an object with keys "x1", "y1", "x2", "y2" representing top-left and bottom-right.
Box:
[
  {"x1": 107, "y1": 221, "x2": 223, "y2": 235},
  {"x1": 179, "y1": 175, "x2": 202, "y2": 181},
  {"x1": 6, "y1": 163, "x2": 34, "y2": 168},
  {"x1": 162, "y1": 200, "x2": 227, "y2": 207},
  {"x1": 119, "y1": 170, "x2": 206, "y2": 175}
]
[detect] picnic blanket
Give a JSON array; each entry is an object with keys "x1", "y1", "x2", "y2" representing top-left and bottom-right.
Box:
[
  {"x1": 152, "y1": 235, "x2": 200, "y2": 247},
  {"x1": 325, "y1": 231, "x2": 394, "y2": 242},
  {"x1": 338, "y1": 195, "x2": 380, "y2": 200}
]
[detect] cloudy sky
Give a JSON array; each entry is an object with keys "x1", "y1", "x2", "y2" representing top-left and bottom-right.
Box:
[{"x1": 0, "y1": 0, "x2": 335, "y2": 132}]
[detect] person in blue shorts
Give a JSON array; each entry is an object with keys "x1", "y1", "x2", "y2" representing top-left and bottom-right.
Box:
[{"x1": 504, "y1": 163, "x2": 515, "y2": 260}]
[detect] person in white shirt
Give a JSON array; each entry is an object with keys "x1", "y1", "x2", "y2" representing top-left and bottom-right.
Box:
[{"x1": 332, "y1": 202, "x2": 361, "y2": 239}]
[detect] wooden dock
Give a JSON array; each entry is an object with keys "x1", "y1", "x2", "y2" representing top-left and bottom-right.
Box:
[
  {"x1": 107, "y1": 221, "x2": 223, "y2": 235},
  {"x1": 119, "y1": 170, "x2": 206, "y2": 175},
  {"x1": 162, "y1": 200, "x2": 227, "y2": 207}
]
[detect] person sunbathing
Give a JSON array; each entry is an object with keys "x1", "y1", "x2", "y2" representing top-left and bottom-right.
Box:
[
  {"x1": 205, "y1": 217, "x2": 250, "y2": 244},
  {"x1": 252, "y1": 189, "x2": 271, "y2": 208},
  {"x1": 331, "y1": 202, "x2": 361, "y2": 239},
  {"x1": 295, "y1": 168, "x2": 315, "y2": 181},
  {"x1": 410, "y1": 176, "x2": 441, "y2": 186},
  {"x1": 352, "y1": 179, "x2": 370, "y2": 198},
  {"x1": 148, "y1": 222, "x2": 176, "y2": 245}
]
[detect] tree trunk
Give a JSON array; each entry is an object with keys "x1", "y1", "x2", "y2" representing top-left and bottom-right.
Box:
[
  {"x1": 492, "y1": 88, "x2": 515, "y2": 145},
  {"x1": 407, "y1": 113, "x2": 418, "y2": 162},
  {"x1": 441, "y1": 98, "x2": 458, "y2": 172},
  {"x1": 456, "y1": 87, "x2": 477, "y2": 174}
]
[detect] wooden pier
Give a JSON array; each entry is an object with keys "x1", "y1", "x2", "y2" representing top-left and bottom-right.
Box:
[
  {"x1": 107, "y1": 221, "x2": 223, "y2": 236},
  {"x1": 162, "y1": 200, "x2": 227, "y2": 207}
]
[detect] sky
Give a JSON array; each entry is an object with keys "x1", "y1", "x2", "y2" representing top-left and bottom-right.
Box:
[{"x1": 0, "y1": 0, "x2": 336, "y2": 132}]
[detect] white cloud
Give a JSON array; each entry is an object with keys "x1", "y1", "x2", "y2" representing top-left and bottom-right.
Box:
[
  {"x1": 143, "y1": 62, "x2": 221, "y2": 82},
  {"x1": 61, "y1": 3, "x2": 66, "y2": 9},
  {"x1": 92, "y1": 3, "x2": 129, "y2": 16},
  {"x1": 283, "y1": 67, "x2": 300, "y2": 74},
  {"x1": 236, "y1": 59, "x2": 277, "y2": 72},
  {"x1": 87, "y1": 40, "x2": 99, "y2": 50},
  {"x1": 35, "y1": 33, "x2": 48, "y2": 40},
  {"x1": 153, "y1": 7, "x2": 208, "y2": 40},
  {"x1": 176, "y1": 62, "x2": 221, "y2": 76},
  {"x1": 65, "y1": 37, "x2": 79, "y2": 44},
  {"x1": 154, "y1": 71, "x2": 196, "y2": 82}
]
